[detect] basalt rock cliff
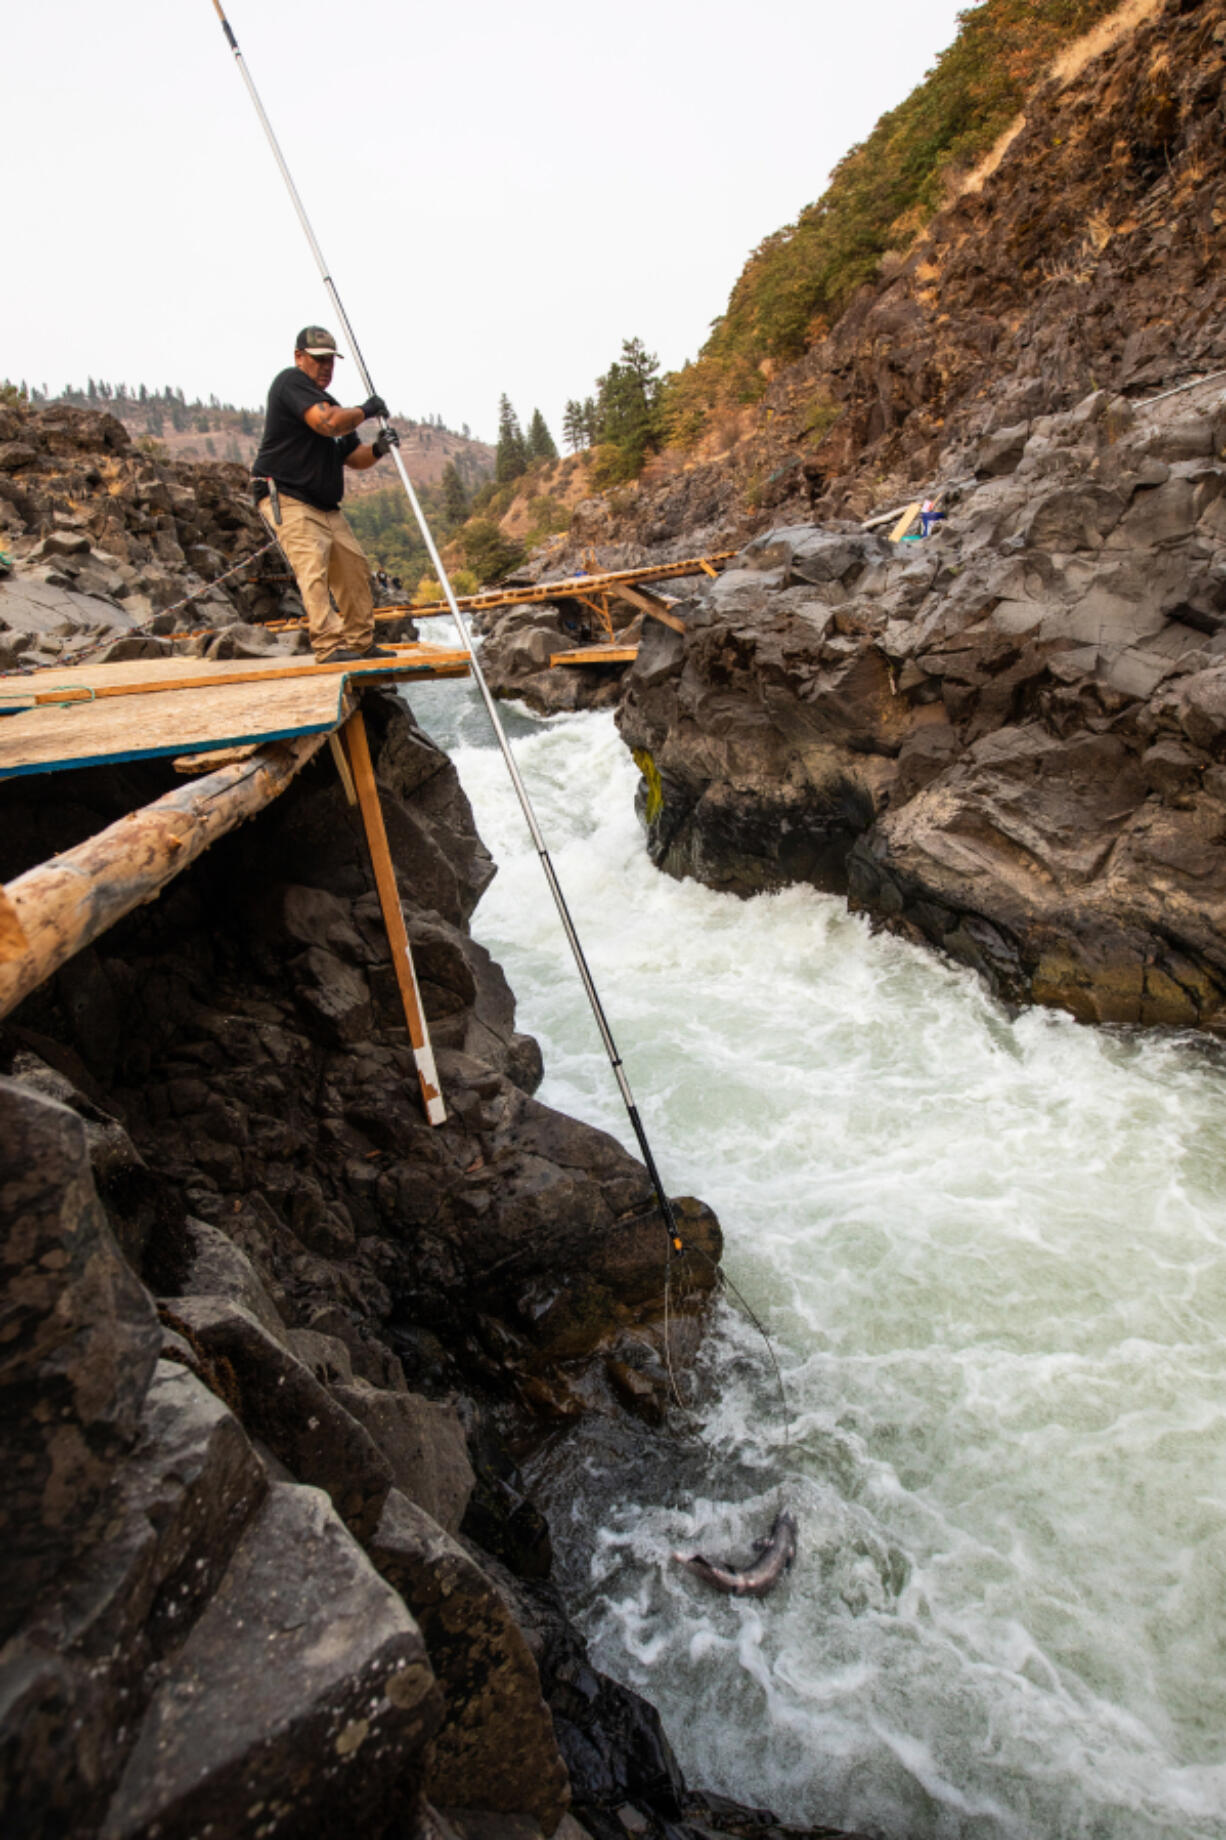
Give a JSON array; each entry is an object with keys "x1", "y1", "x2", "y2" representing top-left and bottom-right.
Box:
[{"x1": 620, "y1": 383, "x2": 1226, "y2": 1028}]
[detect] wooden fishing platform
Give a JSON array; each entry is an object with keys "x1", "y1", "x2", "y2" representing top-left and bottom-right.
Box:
[
  {"x1": 0, "y1": 644, "x2": 469, "y2": 779},
  {"x1": 1, "y1": 641, "x2": 470, "y2": 1125}
]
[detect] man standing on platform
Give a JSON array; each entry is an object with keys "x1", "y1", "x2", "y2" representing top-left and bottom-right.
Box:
[{"x1": 252, "y1": 326, "x2": 400, "y2": 662}]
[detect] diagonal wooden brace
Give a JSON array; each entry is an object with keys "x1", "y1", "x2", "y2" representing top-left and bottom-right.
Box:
[{"x1": 342, "y1": 708, "x2": 446, "y2": 1127}]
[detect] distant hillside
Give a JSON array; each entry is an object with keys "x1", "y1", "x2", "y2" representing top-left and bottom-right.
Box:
[
  {"x1": 525, "y1": 0, "x2": 1223, "y2": 563},
  {"x1": 30, "y1": 381, "x2": 494, "y2": 497},
  {"x1": 662, "y1": 0, "x2": 1135, "y2": 447}
]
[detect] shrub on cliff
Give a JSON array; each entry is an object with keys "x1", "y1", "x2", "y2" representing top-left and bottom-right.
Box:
[{"x1": 460, "y1": 517, "x2": 526, "y2": 584}]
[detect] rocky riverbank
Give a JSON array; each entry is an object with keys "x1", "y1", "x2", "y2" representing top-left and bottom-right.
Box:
[{"x1": 617, "y1": 383, "x2": 1226, "y2": 1030}]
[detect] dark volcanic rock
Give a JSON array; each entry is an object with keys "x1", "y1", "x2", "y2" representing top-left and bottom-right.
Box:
[
  {"x1": 370, "y1": 1489, "x2": 570, "y2": 1829},
  {"x1": 0, "y1": 1078, "x2": 161, "y2": 1639},
  {"x1": 0, "y1": 402, "x2": 304, "y2": 666},
  {"x1": 102, "y1": 1481, "x2": 441, "y2": 1840}
]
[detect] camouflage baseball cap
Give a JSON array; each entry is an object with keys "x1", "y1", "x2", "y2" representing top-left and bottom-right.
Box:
[{"x1": 295, "y1": 326, "x2": 343, "y2": 357}]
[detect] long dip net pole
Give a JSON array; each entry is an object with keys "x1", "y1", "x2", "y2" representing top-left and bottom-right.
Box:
[{"x1": 209, "y1": 0, "x2": 689, "y2": 1276}]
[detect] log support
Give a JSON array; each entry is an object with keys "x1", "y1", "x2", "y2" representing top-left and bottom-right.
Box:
[
  {"x1": 342, "y1": 708, "x2": 446, "y2": 1127},
  {"x1": 0, "y1": 733, "x2": 327, "y2": 1020}
]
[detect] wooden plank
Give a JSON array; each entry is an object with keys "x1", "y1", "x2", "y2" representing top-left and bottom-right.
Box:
[
  {"x1": 172, "y1": 745, "x2": 261, "y2": 774},
  {"x1": 0, "y1": 734, "x2": 326, "y2": 1020},
  {"x1": 889, "y1": 501, "x2": 923, "y2": 542},
  {"x1": 342, "y1": 710, "x2": 446, "y2": 1128},
  {"x1": 549, "y1": 646, "x2": 639, "y2": 668},
  {"x1": 644, "y1": 604, "x2": 686, "y2": 634},
  {"x1": 0, "y1": 651, "x2": 469, "y2": 779},
  {"x1": 18, "y1": 645, "x2": 470, "y2": 707}
]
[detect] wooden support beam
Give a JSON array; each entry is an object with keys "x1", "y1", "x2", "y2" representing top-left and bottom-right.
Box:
[
  {"x1": 0, "y1": 733, "x2": 326, "y2": 1020},
  {"x1": 342, "y1": 709, "x2": 446, "y2": 1128},
  {"x1": 607, "y1": 582, "x2": 673, "y2": 620},
  {"x1": 570, "y1": 593, "x2": 615, "y2": 641},
  {"x1": 644, "y1": 604, "x2": 686, "y2": 634},
  {"x1": 328, "y1": 732, "x2": 358, "y2": 807}
]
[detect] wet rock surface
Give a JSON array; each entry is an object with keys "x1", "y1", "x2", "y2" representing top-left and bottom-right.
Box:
[{"x1": 618, "y1": 387, "x2": 1226, "y2": 1028}]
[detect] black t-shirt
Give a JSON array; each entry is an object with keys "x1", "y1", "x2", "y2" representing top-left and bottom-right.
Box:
[{"x1": 252, "y1": 366, "x2": 360, "y2": 511}]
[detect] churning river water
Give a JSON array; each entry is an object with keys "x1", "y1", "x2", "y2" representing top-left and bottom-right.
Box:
[{"x1": 411, "y1": 682, "x2": 1226, "y2": 1840}]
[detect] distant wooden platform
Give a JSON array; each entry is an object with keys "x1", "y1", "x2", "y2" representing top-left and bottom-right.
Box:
[
  {"x1": 0, "y1": 646, "x2": 469, "y2": 779},
  {"x1": 549, "y1": 645, "x2": 640, "y2": 668}
]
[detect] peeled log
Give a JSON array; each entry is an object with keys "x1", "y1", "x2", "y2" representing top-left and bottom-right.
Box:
[
  {"x1": 0, "y1": 733, "x2": 327, "y2": 1020},
  {"x1": 0, "y1": 890, "x2": 28, "y2": 965}
]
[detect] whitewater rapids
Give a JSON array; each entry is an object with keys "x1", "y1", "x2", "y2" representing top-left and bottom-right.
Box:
[{"x1": 412, "y1": 684, "x2": 1226, "y2": 1840}]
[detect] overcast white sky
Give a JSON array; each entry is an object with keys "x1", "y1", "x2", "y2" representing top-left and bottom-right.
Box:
[{"x1": 5, "y1": 0, "x2": 968, "y2": 444}]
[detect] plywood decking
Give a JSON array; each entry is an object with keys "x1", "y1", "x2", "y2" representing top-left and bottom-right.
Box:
[{"x1": 0, "y1": 646, "x2": 469, "y2": 778}]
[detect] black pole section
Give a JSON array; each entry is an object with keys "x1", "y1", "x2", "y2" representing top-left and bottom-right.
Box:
[{"x1": 210, "y1": 1, "x2": 687, "y2": 1263}]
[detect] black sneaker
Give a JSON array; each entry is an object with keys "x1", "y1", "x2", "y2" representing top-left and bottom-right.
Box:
[{"x1": 328, "y1": 644, "x2": 396, "y2": 662}]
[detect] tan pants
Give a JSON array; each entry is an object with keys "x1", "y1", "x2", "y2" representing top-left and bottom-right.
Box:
[{"x1": 261, "y1": 494, "x2": 374, "y2": 660}]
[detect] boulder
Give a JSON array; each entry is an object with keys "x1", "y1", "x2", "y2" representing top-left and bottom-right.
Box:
[
  {"x1": 334, "y1": 1382, "x2": 475, "y2": 1534},
  {"x1": 166, "y1": 1295, "x2": 394, "y2": 1541},
  {"x1": 369, "y1": 1490, "x2": 569, "y2": 1831},
  {"x1": 102, "y1": 1481, "x2": 441, "y2": 1840},
  {"x1": 0, "y1": 1078, "x2": 161, "y2": 1638}
]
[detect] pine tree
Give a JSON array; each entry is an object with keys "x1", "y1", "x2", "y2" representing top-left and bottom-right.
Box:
[
  {"x1": 495, "y1": 394, "x2": 528, "y2": 484},
  {"x1": 562, "y1": 400, "x2": 584, "y2": 451},
  {"x1": 527, "y1": 409, "x2": 558, "y2": 463},
  {"x1": 581, "y1": 397, "x2": 598, "y2": 445},
  {"x1": 593, "y1": 339, "x2": 662, "y2": 472},
  {"x1": 441, "y1": 462, "x2": 468, "y2": 526}
]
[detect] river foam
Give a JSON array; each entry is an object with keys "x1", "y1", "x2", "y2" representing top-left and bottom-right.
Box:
[{"x1": 411, "y1": 684, "x2": 1226, "y2": 1840}]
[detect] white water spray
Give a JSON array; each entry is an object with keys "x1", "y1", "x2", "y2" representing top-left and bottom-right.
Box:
[{"x1": 412, "y1": 685, "x2": 1226, "y2": 1840}]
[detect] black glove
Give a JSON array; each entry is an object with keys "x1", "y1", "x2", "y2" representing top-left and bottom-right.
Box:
[
  {"x1": 361, "y1": 394, "x2": 389, "y2": 421},
  {"x1": 371, "y1": 425, "x2": 401, "y2": 459}
]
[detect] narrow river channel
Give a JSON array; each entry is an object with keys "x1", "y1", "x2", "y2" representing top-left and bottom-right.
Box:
[{"x1": 412, "y1": 682, "x2": 1226, "y2": 1840}]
